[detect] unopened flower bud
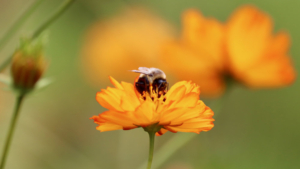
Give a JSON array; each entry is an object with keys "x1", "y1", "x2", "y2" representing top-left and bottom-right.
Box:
[{"x1": 11, "y1": 38, "x2": 46, "y2": 93}]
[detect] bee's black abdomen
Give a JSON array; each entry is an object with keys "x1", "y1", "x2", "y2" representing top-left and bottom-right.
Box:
[
  {"x1": 135, "y1": 76, "x2": 150, "y2": 95},
  {"x1": 135, "y1": 76, "x2": 168, "y2": 97},
  {"x1": 153, "y1": 78, "x2": 168, "y2": 96}
]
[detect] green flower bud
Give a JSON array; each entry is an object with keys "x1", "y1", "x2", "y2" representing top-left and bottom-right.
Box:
[{"x1": 11, "y1": 38, "x2": 46, "y2": 93}]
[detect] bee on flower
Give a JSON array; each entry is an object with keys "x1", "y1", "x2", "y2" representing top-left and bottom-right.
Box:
[
  {"x1": 90, "y1": 67, "x2": 214, "y2": 136},
  {"x1": 132, "y1": 67, "x2": 168, "y2": 100}
]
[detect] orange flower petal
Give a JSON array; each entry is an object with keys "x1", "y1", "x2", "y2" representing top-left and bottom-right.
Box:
[
  {"x1": 109, "y1": 76, "x2": 124, "y2": 90},
  {"x1": 164, "y1": 81, "x2": 187, "y2": 97},
  {"x1": 166, "y1": 85, "x2": 186, "y2": 105},
  {"x1": 121, "y1": 82, "x2": 136, "y2": 95},
  {"x1": 159, "y1": 107, "x2": 193, "y2": 125},
  {"x1": 168, "y1": 82, "x2": 187, "y2": 97},
  {"x1": 227, "y1": 5, "x2": 272, "y2": 73},
  {"x1": 96, "y1": 78, "x2": 142, "y2": 112},
  {"x1": 120, "y1": 94, "x2": 139, "y2": 112},
  {"x1": 156, "y1": 128, "x2": 168, "y2": 136},
  {"x1": 164, "y1": 126, "x2": 199, "y2": 134},
  {"x1": 171, "y1": 92, "x2": 199, "y2": 109},
  {"x1": 181, "y1": 9, "x2": 225, "y2": 70},
  {"x1": 184, "y1": 81, "x2": 200, "y2": 94},
  {"x1": 120, "y1": 83, "x2": 141, "y2": 111},
  {"x1": 171, "y1": 101, "x2": 207, "y2": 124},
  {"x1": 96, "y1": 89, "x2": 123, "y2": 112},
  {"x1": 269, "y1": 32, "x2": 290, "y2": 55},
  {"x1": 166, "y1": 107, "x2": 214, "y2": 133},
  {"x1": 241, "y1": 57, "x2": 295, "y2": 87},
  {"x1": 133, "y1": 100, "x2": 156, "y2": 126},
  {"x1": 179, "y1": 117, "x2": 214, "y2": 131},
  {"x1": 102, "y1": 111, "x2": 134, "y2": 125},
  {"x1": 96, "y1": 123, "x2": 123, "y2": 132}
]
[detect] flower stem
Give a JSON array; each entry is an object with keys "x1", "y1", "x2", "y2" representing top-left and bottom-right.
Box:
[
  {"x1": 146, "y1": 131, "x2": 156, "y2": 169},
  {"x1": 0, "y1": 0, "x2": 45, "y2": 52},
  {"x1": 0, "y1": 0, "x2": 75, "y2": 72},
  {"x1": 31, "y1": 0, "x2": 76, "y2": 40},
  {"x1": 0, "y1": 94, "x2": 25, "y2": 169}
]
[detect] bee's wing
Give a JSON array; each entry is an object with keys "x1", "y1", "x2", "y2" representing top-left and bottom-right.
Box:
[{"x1": 131, "y1": 67, "x2": 152, "y2": 75}]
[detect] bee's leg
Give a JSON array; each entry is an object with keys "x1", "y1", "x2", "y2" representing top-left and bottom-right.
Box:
[
  {"x1": 157, "y1": 83, "x2": 163, "y2": 98},
  {"x1": 158, "y1": 83, "x2": 163, "y2": 92},
  {"x1": 162, "y1": 82, "x2": 169, "y2": 102},
  {"x1": 142, "y1": 91, "x2": 146, "y2": 100},
  {"x1": 165, "y1": 82, "x2": 169, "y2": 94},
  {"x1": 158, "y1": 83, "x2": 162, "y2": 90},
  {"x1": 143, "y1": 78, "x2": 147, "y2": 92}
]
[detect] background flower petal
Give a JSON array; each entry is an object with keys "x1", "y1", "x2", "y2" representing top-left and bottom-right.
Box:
[{"x1": 227, "y1": 5, "x2": 272, "y2": 73}]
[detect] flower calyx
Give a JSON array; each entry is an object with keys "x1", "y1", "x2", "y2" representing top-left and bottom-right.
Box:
[{"x1": 143, "y1": 123, "x2": 162, "y2": 134}]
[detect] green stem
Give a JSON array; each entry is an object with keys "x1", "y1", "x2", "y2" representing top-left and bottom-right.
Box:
[
  {"x1": 31, "y1": 0, "x2": 76, "y2": 40},
  {"x1": 0, "y1": 94, "x2": 25, "y2": 169},
  {"x1": 146, "y1": 131, "x2": 156, "y2": 169},
  {"x1": 0, "y1": 0, "x2": 76, "y2": 72},
  {"x1": 0, "y1": 0, "x2": 45, "y2": 51}
]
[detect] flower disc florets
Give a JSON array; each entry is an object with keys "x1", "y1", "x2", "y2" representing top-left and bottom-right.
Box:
[{"x1": 91, "y1": 76, "x2": 214, "y2": 136}]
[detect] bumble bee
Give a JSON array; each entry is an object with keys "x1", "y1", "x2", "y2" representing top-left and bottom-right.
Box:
[{"x1": 131, "y1": 67, "x2": 168, "y2": 97}]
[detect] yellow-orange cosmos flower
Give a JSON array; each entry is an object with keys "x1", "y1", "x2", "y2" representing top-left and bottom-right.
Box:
[
  {"x1": 90, "y1": 76, "x2": 214, "y2": 136},
  {"x1": 226, "y1": 5, "x2": 296, "y2": 88},
  {"x1": 161, "y1": 5, "x2": 296, "y2": 97}
]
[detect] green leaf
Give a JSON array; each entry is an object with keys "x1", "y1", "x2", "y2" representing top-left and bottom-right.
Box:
[
  {"x1": 0, "y1": 74, "x2": 12, "y2": 86},
  {"x1": 34, "y1": 78, "x2": 53, "y2": 91}
]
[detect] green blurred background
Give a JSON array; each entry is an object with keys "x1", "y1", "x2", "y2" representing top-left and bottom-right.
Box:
[{"x1": 0, "y1": 0, "x2": 299, "y2": 169}]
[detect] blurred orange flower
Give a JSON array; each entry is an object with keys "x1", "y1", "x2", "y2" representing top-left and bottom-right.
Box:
[
  {"x1": 90, "y1": 76, "x2": 214, "y2": 136},
  {"x1": 226, "y1": 5, "x2": 295, "y2": 88},
  {"x1": 161, "y1": 5, "x2": 296, "y2": 97},
  {"x1": 81, "y1": 7, "x2": 175, "y2": 86}
]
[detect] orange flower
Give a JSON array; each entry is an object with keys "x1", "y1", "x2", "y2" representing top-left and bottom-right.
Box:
[
  {"x1": 90, "y1": 76, "x2": 214, "y2": 136},
  {"x1": 161, "y1": 5, "x2": 296, "y2": 97},
  {"x1": 226, "y1": 5, "x2": 296, "y2": 88}
]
